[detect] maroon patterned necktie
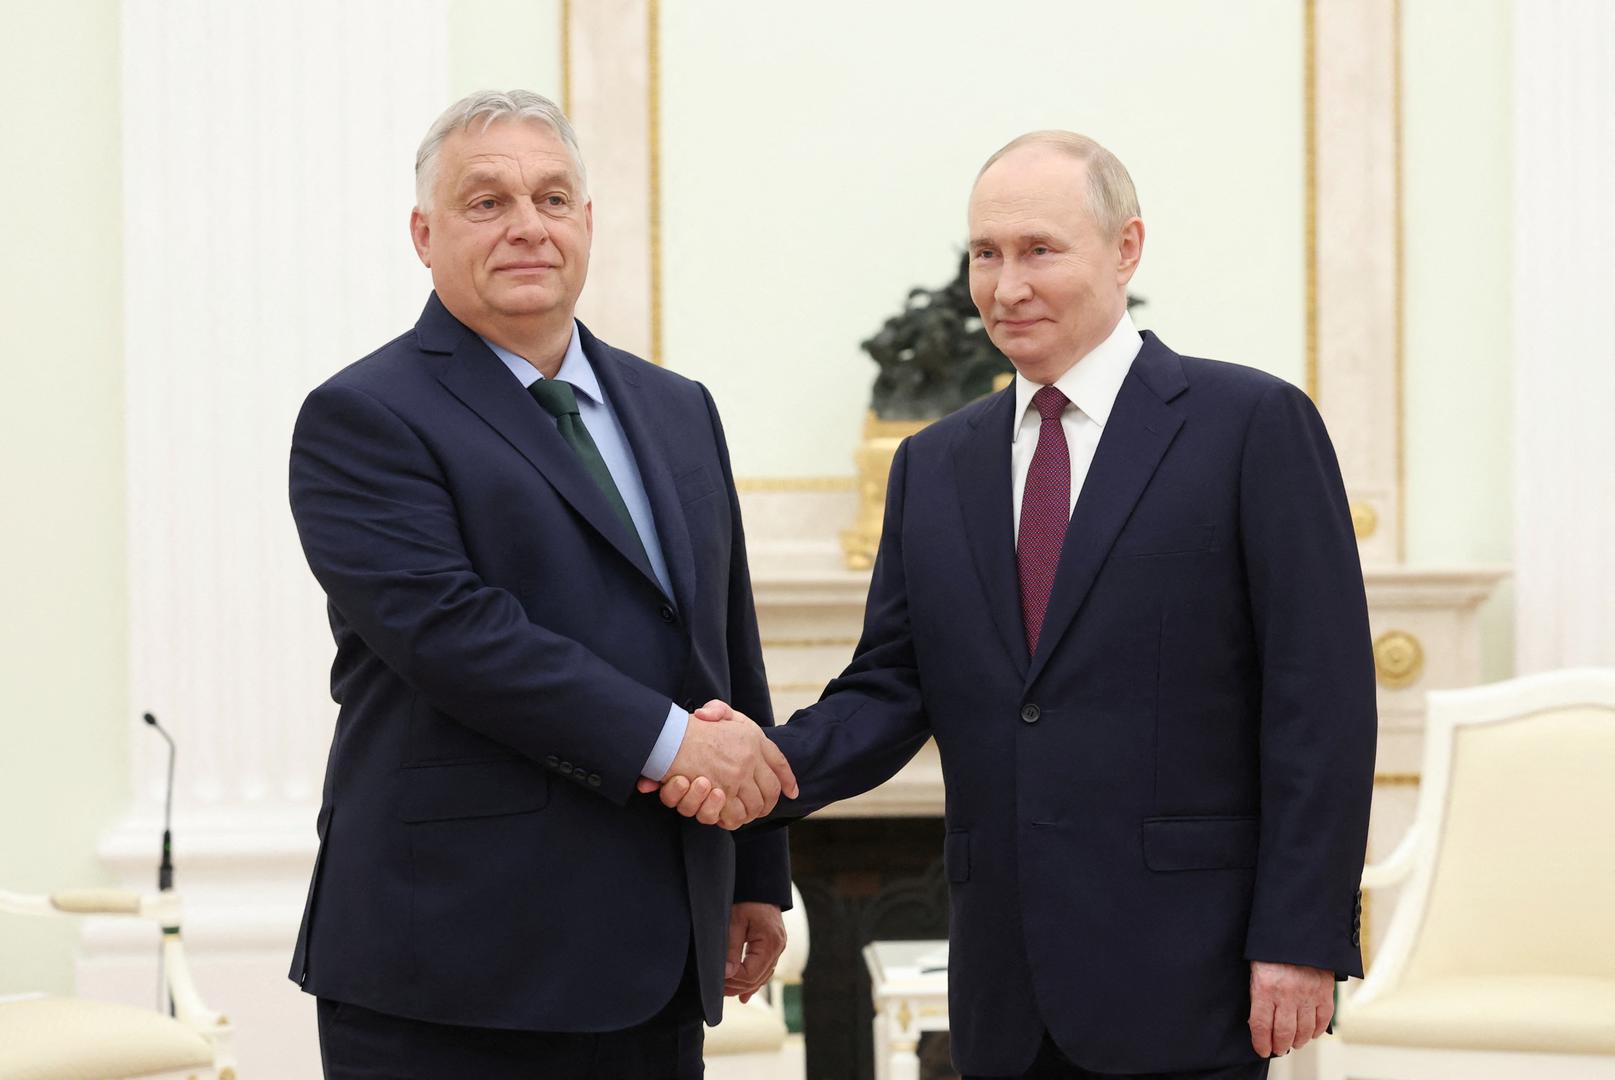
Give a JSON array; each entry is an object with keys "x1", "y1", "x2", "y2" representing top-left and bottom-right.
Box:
[{"x1": 1018, "y1": 385, "x2": 1071, "y2": 655}]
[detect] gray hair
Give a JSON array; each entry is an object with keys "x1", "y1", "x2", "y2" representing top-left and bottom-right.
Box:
[
  {"x1": 976, "y1": 131, "x2": 1140, "y2": 237},
  {"x1": 415, "y1": 89, "x2": 588, "y2": 211}
]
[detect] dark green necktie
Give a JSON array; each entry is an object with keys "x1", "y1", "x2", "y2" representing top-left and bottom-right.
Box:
[{"x1": 527, "y1": 378, "x2": 645, "y2": 552}]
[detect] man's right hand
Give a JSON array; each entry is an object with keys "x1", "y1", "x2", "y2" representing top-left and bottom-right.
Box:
[{"x1": 642, "y1": 702, "x2": 796, "y2": 828}]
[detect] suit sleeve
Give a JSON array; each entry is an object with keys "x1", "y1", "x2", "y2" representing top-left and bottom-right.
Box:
[
  {"x1": 1238, "y1": 381, "x2": 1378, "y2": 978},
  {"x1": 697, "y1": 385, "x2": 792, "y2": 908},
  {"x1": 289, "y1": 382, "x2": 669, "y2": 805},
  {"x1": 766, "y1": 436, "x2": 933, "y2": 819}
]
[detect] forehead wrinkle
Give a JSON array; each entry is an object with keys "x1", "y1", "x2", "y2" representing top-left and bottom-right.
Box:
[{"x1": 450, "y1": 149, "x2": 581, "y2": 196}]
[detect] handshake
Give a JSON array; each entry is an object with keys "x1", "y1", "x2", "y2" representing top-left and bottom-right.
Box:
[{"x1": 634, "y1": 702, "x2": 796, "y2": 830}]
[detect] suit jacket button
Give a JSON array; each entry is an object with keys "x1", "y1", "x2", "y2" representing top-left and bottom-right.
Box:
[
  {"x1": 559, "y1": 762, "x2": 574, "y2": 776},
  {"x1": 545, "y1": 754, "x2": 559, "y2": 768},
  {"x1": 1351, "y1": 930, "x2": 1362, "y2": 946},
  {"x1": 588, "y1": 773, "x2": 602, "y2": 787},
  {"x1": 1020, "y1": 704, "x2": 1040, "y2": 724},
  {"x1": 659, "y1": 604, "x2": 677, "y2": 623}
]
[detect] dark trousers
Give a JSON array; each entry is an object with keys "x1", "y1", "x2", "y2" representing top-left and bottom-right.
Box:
[
  {"x1": 966, "y1": 1032, "x2": 1270, "y2": 1080},
  {"x1": 317, "y1": 954, "x2": 705, "y2": 1079}
]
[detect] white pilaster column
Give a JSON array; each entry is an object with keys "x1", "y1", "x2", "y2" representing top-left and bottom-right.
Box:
[
  {"x1": 1513, "y1": 0, "x2": 1615, "y2": 671},
  {"x1": 566, "y1": 0, "x2": 657, "y2": 360},
  {"x1": 92, "y1": 2, "x2": 451, "y2": 1074},
  {"x1": 1312, "y1": 0, "x2": 1403, "y2": 562}
]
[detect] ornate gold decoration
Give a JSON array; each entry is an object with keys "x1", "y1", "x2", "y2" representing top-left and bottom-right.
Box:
[
  {"x1": 841, "y1": 412, "x2": 932, "y2": 569},
  {"x1": 1351, "y1": 500, "x2": 1380, "y2": 540},
  {"x1": 896, "y1": 1000, "x2": 913, "y2": 1031},
  {"x1": 1373, "y1": 630, "x2": 1424, "y2": 689},
  {"x1": 1375, "y1": 772, "x2": 1421, "y2": 785}
]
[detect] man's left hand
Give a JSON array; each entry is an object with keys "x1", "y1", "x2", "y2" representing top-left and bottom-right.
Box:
[
  {"x1": 1248, "y1": 960, "x2": 1334, "y2": 1057},
  {"x1": 726, "y1": 902, "x2": 787, "y2": 1003}
]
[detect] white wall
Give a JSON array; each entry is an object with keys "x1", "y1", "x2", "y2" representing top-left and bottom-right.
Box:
[
  {"x1": 0, "y1": 0, "x2": 128, "y2": 996},
  {"x1": 0, "y1": 0, "x2": 565, "y2": 1001},
  {"x1": 449, "y1": 0, "x2": 562, "y2": 101},
  {"x1": 1402, "y1": 0, "x2": 1514, "y2": 678},
  {"x1": 659, "y1": 0, "x2": 1306, "y2": 477}
]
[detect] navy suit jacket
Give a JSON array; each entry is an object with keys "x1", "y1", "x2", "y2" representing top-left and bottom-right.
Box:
[
  {"x1": 287, "y1": 293, "x2": 788, "y2": 1031},
  {"x1": 769, "y1": 333, "x2": 1376, "y2": 1075}
]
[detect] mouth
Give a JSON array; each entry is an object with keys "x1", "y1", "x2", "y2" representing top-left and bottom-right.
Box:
[
  {"x1": 495, "y1": 262, "x2": 558, "y2": 273},
  {"x1": 995, "y1": 317, "x2": 1045, "y2": 331}
]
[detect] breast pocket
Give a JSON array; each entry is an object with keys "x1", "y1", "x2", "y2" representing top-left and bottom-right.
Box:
[
  {"x1": 674, "y1": 463, "x2": 719, "y2": 505},
  {"x1": 1112, "y1": 522, "x2": 1216, "y2": 559}
]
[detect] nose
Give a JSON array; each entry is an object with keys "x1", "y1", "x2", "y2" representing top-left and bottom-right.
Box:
[
  {"x1": 995, "y1": 263, "x2": 1032, "y2": 307},
  {"x1": 506, "y1": 197, "x2": 549, "y2": 244}
]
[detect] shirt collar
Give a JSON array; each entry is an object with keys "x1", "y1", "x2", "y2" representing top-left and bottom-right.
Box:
[
  {"x1": 1011, "y1": 309, "x2": 1142, "y2": 442},
  {"x1": 481, "y1": 321, "x2": 602, "y2": 405}
]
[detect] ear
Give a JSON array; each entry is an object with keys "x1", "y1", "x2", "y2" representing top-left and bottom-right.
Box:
[
  {"x1": 584, "y1": 199, "x2": 594, "y2": 243},
  {"x1": 1116, "y1": 216, "x2": 1144, "y2": 286},
  {"x1": 409, "y1": 207, "x2": 431, "y2": 267}
]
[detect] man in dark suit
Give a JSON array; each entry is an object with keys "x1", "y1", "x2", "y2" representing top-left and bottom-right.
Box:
[
  {"x1": 653, "y1": 131, "x2": 1377, "y2": 1079},
  {"x1": 287, "y1": 90, "x2": 797, "y2": 1079}
]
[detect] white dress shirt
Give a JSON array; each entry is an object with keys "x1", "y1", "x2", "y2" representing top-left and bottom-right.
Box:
[{"x1": 1010, "y1": 311, "x2": 1144, "y2": 541}]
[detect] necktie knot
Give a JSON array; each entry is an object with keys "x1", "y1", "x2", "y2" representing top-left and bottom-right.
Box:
[
  {"x1": 1033, "y1": 385, "x2": 1069, "y2": 423},
  {"x1": 528, "y1": 377, "x2": 580, "y2": 418}
]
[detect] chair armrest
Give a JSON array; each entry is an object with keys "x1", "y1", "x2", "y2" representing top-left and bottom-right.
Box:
[
  {"x1": 1361, "y1": 823, "x2": 1422, "y2": 890},
  {"x1": 0, "y1": 887, "x2": 181, "y2": 925}
]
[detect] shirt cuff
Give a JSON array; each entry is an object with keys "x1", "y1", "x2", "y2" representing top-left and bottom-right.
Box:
[{"x1": 641, "y1": 702, "x2": 689, "y2": 780}]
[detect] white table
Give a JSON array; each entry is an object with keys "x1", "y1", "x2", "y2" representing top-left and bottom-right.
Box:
[{"x1": 863, "y1": 939, "x2": 950, "y2": 1080}]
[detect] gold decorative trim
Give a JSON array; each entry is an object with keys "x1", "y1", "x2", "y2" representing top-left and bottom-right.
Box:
[
  {"x1": 1351, "y1": 500, "x2": 1380, "y2": 540},
  {"x1": 735, "y1": 476, "x2": 857, "y2": 493},
  {"x1": 1303, "y1": 0, "x2": 1318, "y2": 404},
  {"x1": 1393, "y1": 0, "x2": 1407, "y2": 560},
  {"x1": 761, "y1": 637, "x2": 860, "y2": 649},
  {"x1": 1372, "y1": 629, "x2": 1425, "y2": 690},
  {"x1": 1374, "y1": 772, "x2": 1421, "y2": 785},
  {"x1": 559, "y1": 0, "x2": 572, "y2": 116},
  {"x1": 647, "y1": 0, "x2": 664, "y2": 365}
]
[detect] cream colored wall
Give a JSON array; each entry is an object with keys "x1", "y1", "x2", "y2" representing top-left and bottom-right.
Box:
[
  {"x1": 448, "y1": 0, "x2": 562, "y2": 101},
  {"x1": 0, "y1": 0, "x2": 564, "y2": 1000},
  {"x1": 1402, "y1": 0, "x2": 1514, "y2": 678},
  {"x1": 0, "y1": 1, "x2": 127, "y2": 996},
  {"x1": 659, "y1": 0, "x2": 1305, "y2": 476}
]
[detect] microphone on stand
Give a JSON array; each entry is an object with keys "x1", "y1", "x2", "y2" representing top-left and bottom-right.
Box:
[
  {"x1": 142, "y1": 711, "x2": 178, "y2": 1015},
  {"x1": 142, "y1": 712, "x2": 176, "y2": 892}
]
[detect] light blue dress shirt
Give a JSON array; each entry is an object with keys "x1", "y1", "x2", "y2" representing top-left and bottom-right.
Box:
[{"x1": 482, "y1": 325, "x2": 689, "y2": 780}]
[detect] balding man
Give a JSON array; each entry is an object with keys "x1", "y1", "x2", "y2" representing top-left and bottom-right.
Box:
[
  {"x1": 287, "y1": 90, "x2": 796, "y2": 1079},
  {"x1": 657, "y1": 132, "x2": 1377, "y2": 1079}
]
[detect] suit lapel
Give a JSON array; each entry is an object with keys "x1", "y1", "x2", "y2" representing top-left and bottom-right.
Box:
[
  {"x1": 419, "y1": 296, "x2": 664, "y2": 596},
  {"x1": 952, "y1": 386, "x2": 1030, "y2": 674},
  {"x1": 1025, "y1": 334, "x2": 1187, "y2": 688},
  {"x1": 583, "y1": 326, "x2": 695, "y2": 615}
]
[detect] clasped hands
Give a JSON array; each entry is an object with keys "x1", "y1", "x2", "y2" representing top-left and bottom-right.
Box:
[{"x1": 635, "y1": 701, "x2": 793, "y2": 829}]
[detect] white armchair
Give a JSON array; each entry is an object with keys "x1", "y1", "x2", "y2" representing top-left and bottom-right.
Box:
[
  {"x1": 703, "y1": 884, "x2": 809, "y2": 1079},
  {"x1": 0, "y1": 886, "x2": 236, "y2": 1080},
  {"x1": 1319, "y1": 668, "x2": 1615, "y2": 1080}
]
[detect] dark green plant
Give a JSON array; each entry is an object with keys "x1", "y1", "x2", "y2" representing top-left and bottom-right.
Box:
[{"x1": 862, "y1": 253, "x2": 1143, "y2": 420}]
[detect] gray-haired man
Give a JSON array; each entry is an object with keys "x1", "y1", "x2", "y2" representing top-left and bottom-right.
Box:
[{"x1": 287, "y1": 90, "x2": 796, "y2": 1078}]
